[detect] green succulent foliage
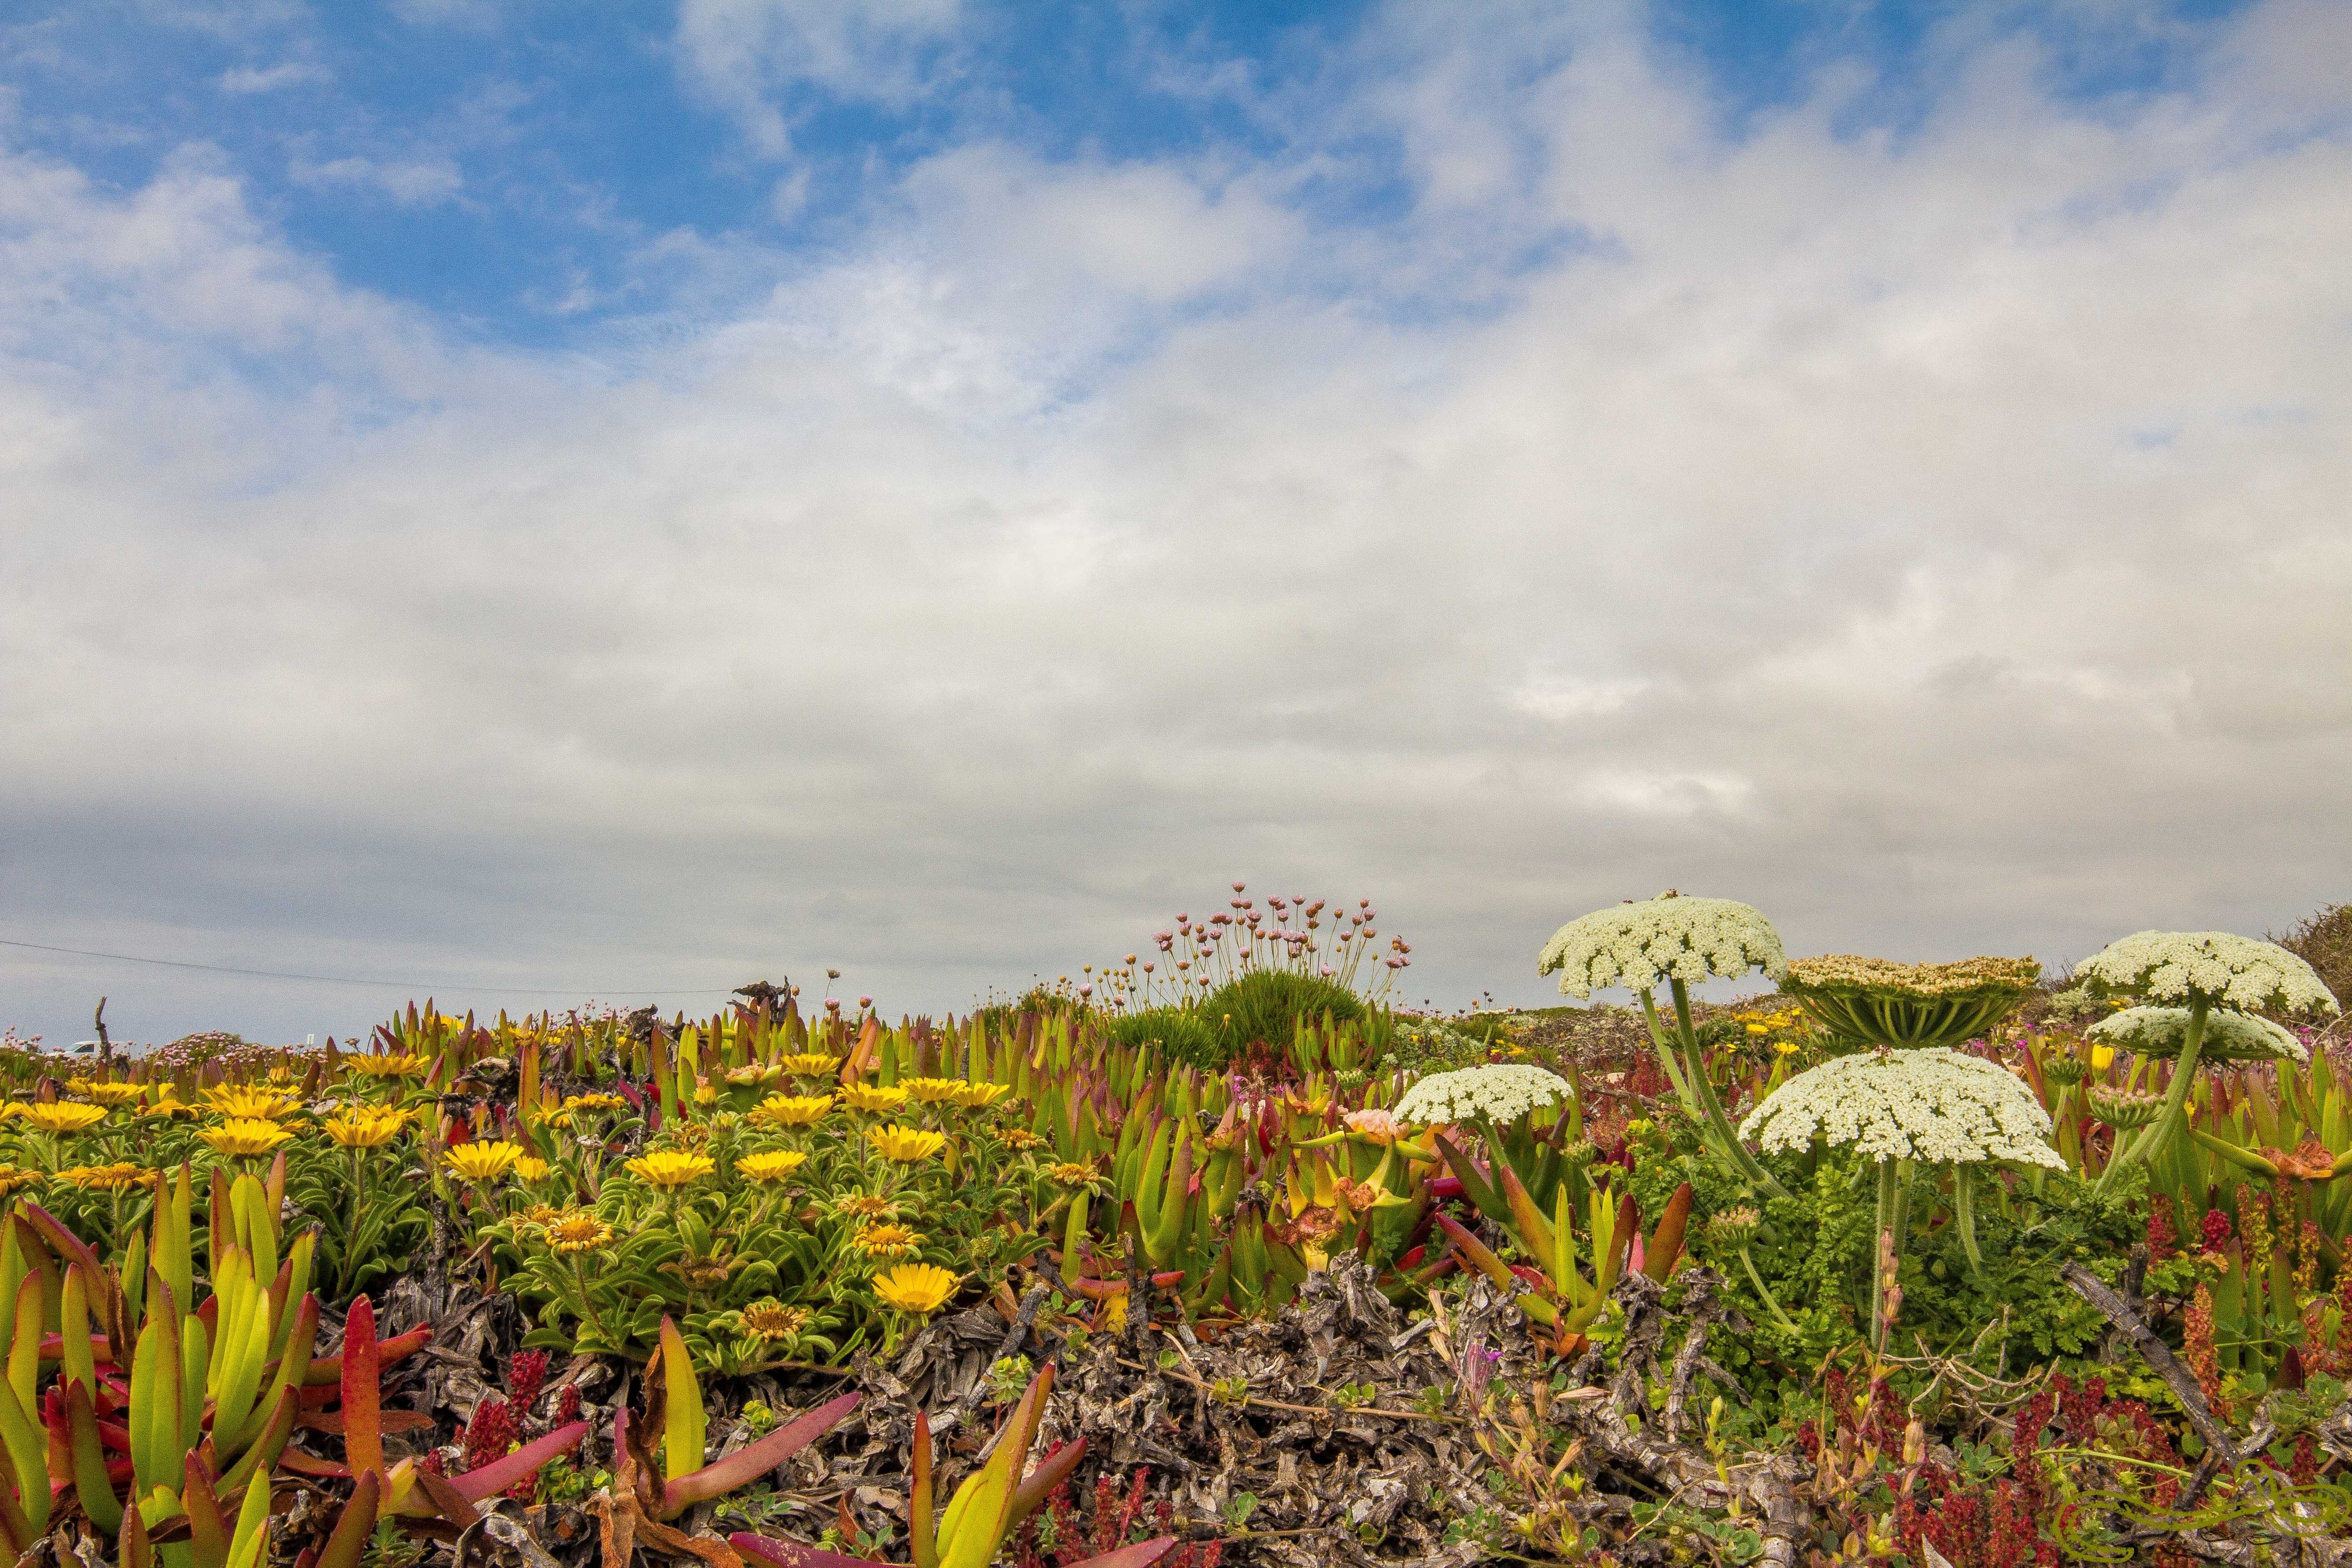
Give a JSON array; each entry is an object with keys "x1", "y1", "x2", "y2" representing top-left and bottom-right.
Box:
[
  {"x1": 283, "y1": 1142, "x2": 433, "y2": 1301},
  {"x1": 1096, "y1": 1006, "x2": 1227, "y2": 1071}
]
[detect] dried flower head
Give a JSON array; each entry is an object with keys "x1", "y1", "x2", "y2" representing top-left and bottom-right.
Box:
[
  {"x1": 2074, "y1": 931, "x2": 2339, "y2": 1016},
  {"x1": 1049, "y1": 1161, "x2": 1099, "y2": 1186},
  {"x1": 998, "y1": 1128, "x2": 1047, "y2": 1151},
  {"x1": 751, "y1": 1094, "x2": 833, "y2": 1128},
  {"x1": 872, "y1": 1263, "x2": 957, "y2": 1315},
  {"x1": 738, "y1": 1300, "x2": 810, "y2": 1342},
  {"x1": 200, "y1": 1117, "x2": 295, "y2": 1157},
  {"x1": 1706, "y1": 1206, "x2": 1761, "y2": 1246},
  {"x1": 736, "y1": 1150, "x2": 808, "y2": 1183},
  {"x1": 2087, "y1": 1005, "x2": 2309, "y2": 1064},
  {"x1": 625, "y1": 1150, "x2": 717, "y2": 1188},
  {"x1": 1539, "y1": 893, "x2": 1788, "y2": 1000},
  {"x1": 1739, "y1": 1048, "x2": 2064, "y2": 1168},
  {"x1": 834, "y1": 1193, "x2": 895, "y2": 1220},
  {"x1": 444, "y1": 1142, "x2": 524, "y2": 1182},
  {"x1": 869, "y1": 1125, "x2": 947, "y2": 1163},
  {"x1": 1393, "y1": 1064, "x2": 1571, "y2": 1127},
  {"x1": 724, "y1": 1064, "x2": 783, "y2": 1088}
]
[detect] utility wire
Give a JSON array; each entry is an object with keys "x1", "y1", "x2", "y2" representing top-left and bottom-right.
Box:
[{"x1": 0, "y1": 936, "x2": 743, "y2": 996}]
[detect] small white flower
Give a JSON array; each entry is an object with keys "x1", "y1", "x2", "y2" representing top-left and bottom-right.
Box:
[
  {"x1": 2087, "y1": 1006, "x2": 2308, "y2": 1064},
  {"x1": 1738, "y1": 1048, "x2": 2064, "y2": 1168},
  {"x1": 2073, "y1": 931, "x2": 2337, "y2": 1017},
  {"x1": 1394, "y1": 1064, "x2": 1571, "y2": 1127},
  {"x1": 1539, "y1": 893, "x2": 1788, "y2": 1001}
]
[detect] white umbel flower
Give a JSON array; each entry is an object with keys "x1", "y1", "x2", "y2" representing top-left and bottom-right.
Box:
[
  {"x1": 1394, "y1": 1064, "x2": 1572, "y2": 1127},
  {"x1": 2087, "y1": 1006, "x2": 2308, "y2": 1064},
  {"x1": 1539, "y1": 893, "x2": 1788, "y2": 1000},
  {"x1": 2073, "y1": 931, "x2": 2338, "y2": 1016},
  {"x1": 1738, "y1": 1048, "x2": 2065, "y2": 1168}
]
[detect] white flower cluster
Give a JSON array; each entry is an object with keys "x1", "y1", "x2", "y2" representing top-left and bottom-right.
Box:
[
  {"x1": 1738, "y1": 1048, "x2": 2065, "y2": 1168},
  {"x1": 1394, "y1": 1063, "x2": 1572, "y2": 1127},
  {"x1": 2073, "y1": 931, "x2": 2339, "y2": 1016},
  {"x1": 2087, "y1": 1005, "x2": 2308, "y2": 1064},
  {"x1": 1539, "y1": 893, "x2": 1788, "y2": 1000}
]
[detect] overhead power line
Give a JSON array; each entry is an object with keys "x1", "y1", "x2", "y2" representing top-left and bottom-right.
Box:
[{"x1": 0, "y1": 936, "x2": 743, "y2": 997}]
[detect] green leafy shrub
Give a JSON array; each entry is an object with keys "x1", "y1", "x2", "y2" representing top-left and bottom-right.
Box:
[{"x1": 1198, "y1": 969, "x2": 1367, "y2": 1068}]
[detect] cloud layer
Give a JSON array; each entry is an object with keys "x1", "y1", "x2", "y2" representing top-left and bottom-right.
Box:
[{"x1": 2, "y1": 1, "x2": 2348, "y2": 1046}]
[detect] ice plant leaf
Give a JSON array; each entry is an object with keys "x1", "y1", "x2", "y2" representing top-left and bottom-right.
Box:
[
  {"x1": 450, "y1": 1419, "x2": 590, "y2": 1504},
  {"x1": 730, "y1": 1534, "x2": 892, "y2": 1568},
  {"x1": 314, "y1": 1473, "x2": 379, "y2": 1568},
  {"x1": 657, "y1": 1316, "x2": 706, "y2": 1490},
  {"x1": 67, "y1": 1379, "x2": 122, "y2": 1534},
  {"x1": 1432, "y1": 1214, "x2": 1516, "y2": 1292},
  {"x1": 1642, "y1": 1183, "x2": 1693, "y2": 1281},
  {"x1": 1005, "y1": 1436, "x2": 1087, "y2": 1531},
  {"x1": 338, "y1": 1295, "x2": 385, "y2": 1489},
  {"x1": 662, "y1": 1391, "x2": 857, "y2": 1515},
  {"x1": 908, "y1": 1410, "x2": 937, "y2": 1568},
  {"x1": 1062, "y1": 1539, "x2": 1179, "y2": 1568}
]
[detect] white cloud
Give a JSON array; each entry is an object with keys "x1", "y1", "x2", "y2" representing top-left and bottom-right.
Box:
[
  {"x1": 289, "y1": 154, "x2": 463, "y2": 206},
  {"x1": 216, "y1": 62, "x2": 331, "y2": 94},
  {"x1": 675, "y1": 0, "x2": 962, "y2": 155},
  {"x1": 1, "y1": 1, "x2": 2349, "y2": 1045}
]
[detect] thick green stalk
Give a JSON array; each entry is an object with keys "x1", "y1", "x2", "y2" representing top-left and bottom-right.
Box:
[
  {"x1": 1657, "y1": 981, "x2": 1790, "y2": 1201},
  {"x1": 1952, "y1": 1165, "x2": 1984, "y2": 1278},
  {"x1": 2094, "y1": 995, "x2": 2208, "y2": 1198}
]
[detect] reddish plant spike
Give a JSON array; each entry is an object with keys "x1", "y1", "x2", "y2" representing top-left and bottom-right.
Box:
[{"x1": 339, "y1": 1295, "x2": 385, "y2": 1488}]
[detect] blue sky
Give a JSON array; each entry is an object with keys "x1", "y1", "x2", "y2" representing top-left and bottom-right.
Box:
[
  {"x1": 0, "y1": 0, "x2": 2344, "y2": 1049},
  {"x1": 2, "y1": 2, "x2": 2259, "y2": 344}
]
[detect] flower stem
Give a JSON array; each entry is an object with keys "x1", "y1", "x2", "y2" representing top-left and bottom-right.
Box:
[
  {"x1": 1656, "y1": 982, "x2": 1790, "y2": 1201},
  {"x1": 1871, "y1": 1157, "x2": 1901, "y2": 1352},
  {"x1": 1737, "y1": 1244, "x2": 1798, "y2": 1331},
  {"x1": 2094, "y1": 995, "x2": 2207, "y2": 1198}
]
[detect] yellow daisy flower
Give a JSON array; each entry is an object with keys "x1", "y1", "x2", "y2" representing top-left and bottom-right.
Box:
[
  {"x1": 513, "y1": 1155, "x2": 554, "y2": 1183},
  {"x1": 200, "y1": 1118, "x2": 294, "y2": 1158},
  {"x1": 834, "y1": 1193, "x2": 895, "y2": 1220},
  {"x1": 868, "y1": 1125, "x2": 947, "y2": 1163},
  {"x1": 55, "y1": 1163, "x2": 153, "y2": 1191},
  {"x1": 750, "y1": 1094, "x2": 833, "y2": 1128},
  {"x1": 872, "y1": 1263, "x2": 957, "y2": 1315},
  {"x1": 545, "y1": 1213, "x2": 614, "y2": 1253},
  {"x1": 839, "y1": 1083, "x2": 909, "y2": 1115},
  {"x1": 66, "y1": 1081, "x2": 146, "y2": 1107},
  {"x1": 141, "y1": 1097, "x2": 201, "y2": 1120},
  {"x1": 0, "y1": 1166, "x2": 43, "y2": 1198},
  {"x1": 24, "y1": 1102, "x2": 110, "y2": 1136},
  {"x1": 951, "y1": 1082, "x2": 1011, "y2": 1110},
  {"x1": 563, "y1": 1093, "x2": 627, "y2": 1113},
  {"x1": 202, "y1": 1086, "x2": 304, "y2": 1122},
  {"x1": 737, "y1": 1150, "x2": 808, "y2": 1184},
  {"x1": 899, "y1": 1078, "x2": 964, "y2": 1104},
  {"x1": 320, "y1": 1107, "x2": 412, "y2": 1148},
  {"x1": 443, "y1": 1142, "x2": 523, "y2": 1183},
  {"x1": 853, "y1": 1222, "x2": 926, "y2": 1259},
  {"x1": 779, "y1": 1054, "x2": 840, "y2": 1078},
  {"x1": 625, "y1": 1150, "x2": 716, "y2": 1189},
  {"x1": 343, "y1": 1053, "x2": 433, "y2": 1079}
]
